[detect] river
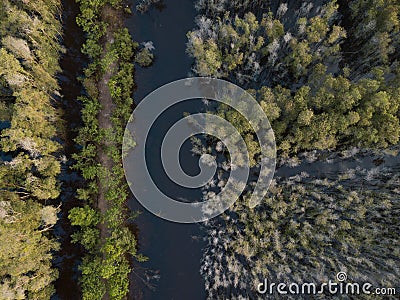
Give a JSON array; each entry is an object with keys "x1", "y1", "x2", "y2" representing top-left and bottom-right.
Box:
[
  {"x1": 125, "y1": 1, "x2": 207, "y2": 299},
  {"x1": 54, "y1": 0, "x2": 86, "y2": 298},
  {"x1": 54, "y1": 0, "x2": 206, "y2": 298}
]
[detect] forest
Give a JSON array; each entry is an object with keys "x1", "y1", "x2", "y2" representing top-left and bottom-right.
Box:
[
  {"x1": 0, "y1": 0, "x2": 63, "y2": 297},
  {"x1": 186, "y1": 0, "x2": 400, "y2": 299},
  {"x1": 0, "y1": 0, "x2": 147, "y2": 298},
  {"x1": 0, "y1": 0, "x2": 399, "y2": 299}
]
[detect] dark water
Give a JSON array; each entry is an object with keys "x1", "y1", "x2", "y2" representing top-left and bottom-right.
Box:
[
  {"x1": 125, "y1": 1, "x2": 207, "y2": 300},
  {"x1": 54, "y1": 0, "x2": 86, "y2": 298}
]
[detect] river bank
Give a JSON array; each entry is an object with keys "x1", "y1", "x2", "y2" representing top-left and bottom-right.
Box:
[{"x1": 66, "y1": 0, "x2": 143, "y2": 298}]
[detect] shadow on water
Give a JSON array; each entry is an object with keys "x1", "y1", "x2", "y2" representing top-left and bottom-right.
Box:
[
  {"x1": 53, "y1": 0, "x2": 86, "y2": 298},
  {"x1": 125, "y1": 1, "x2": 207, "y2": 299}
]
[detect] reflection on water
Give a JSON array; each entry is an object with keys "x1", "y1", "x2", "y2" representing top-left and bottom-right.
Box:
[{"x1": 125, "y1": 1, "x2": 207, "y2": 299}]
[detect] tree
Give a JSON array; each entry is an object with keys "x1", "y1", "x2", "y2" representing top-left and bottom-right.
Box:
[{"x1": 0, "y1": 0, "x2": 63, "y2": 297}]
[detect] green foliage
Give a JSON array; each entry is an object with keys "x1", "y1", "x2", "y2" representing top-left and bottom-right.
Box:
[
  {"x1": 0, "y1": 193, "x2": 60, "y2": 299},
  {"x1": 188, "y1": 2, "x2": 344, "y2": 82},
  {"x1": 69, "y1": 206, "x2": 100, "y2": 227},
  {"x1": 215, "y1": 103, "x2": 260, "y2": 167},
  {"x1": 113, "y1": 28, "x2": 138, "y2": 61},
  {"x1": 135, "y1": 48, "x2": 154, "y2": 67},
  {"x1": 345, "y1": 0, "x2": 399, "y2": 75},
  {"x1": 0, "y1": 0, "x2": 63, "y2": 297},
  {"x1": 71, "y1": 227, "x2": 100, "y2": 250},
  {"x1": 203, "y1": 164, "x2": 400, "y2": 298},
  {"x1": 70, "y1": 1, "x2": 144, "y2": 299},
  {"x1": 189, "y1": 2, "x2": 400, "y2": 298},
  {"x1": 188, "y1": 0, "x2": 400, "y2": 156},
  {"x1": 187, "y1": 12, "x2": 264, "y2": 77},
  {"x1": 80, "y1": 257, "x2": 106, "y2": 300}
]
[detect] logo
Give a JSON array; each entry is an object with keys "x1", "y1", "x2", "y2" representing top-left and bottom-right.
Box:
[{"x1": 257, "y1": 272, "x2": 396, "y2": 296}]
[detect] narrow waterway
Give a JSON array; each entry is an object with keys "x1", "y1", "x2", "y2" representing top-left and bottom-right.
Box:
[
  {"x1": 53, "y1": 0, "x2": 86, "y2": 298},
  {"x1": 125, "y1": 1, "x2": 207, "y2": 299}
]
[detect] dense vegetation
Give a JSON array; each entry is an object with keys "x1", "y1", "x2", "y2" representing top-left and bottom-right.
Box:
[
  {"x1": 0, "y1": 0, "x2": 152, "y2": 297},
  {"x1": 0, "y1": 0, "x2": 63, "y2": 297},
  {"x1": 67, "y1": 0, "x2": 147, "y2": 299},
  {"x1": 188, "y1": 0, "x2": 400, "y2": 157},
  {"x1": 202, "y1": 151, "x2": 400, "y2": 298},
  {"x1": 187, "y1": 0, "x2": 400, "y2": 298},
  {"x1": 1, "y1": 0, "x2": 398, "y2": 298}
]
